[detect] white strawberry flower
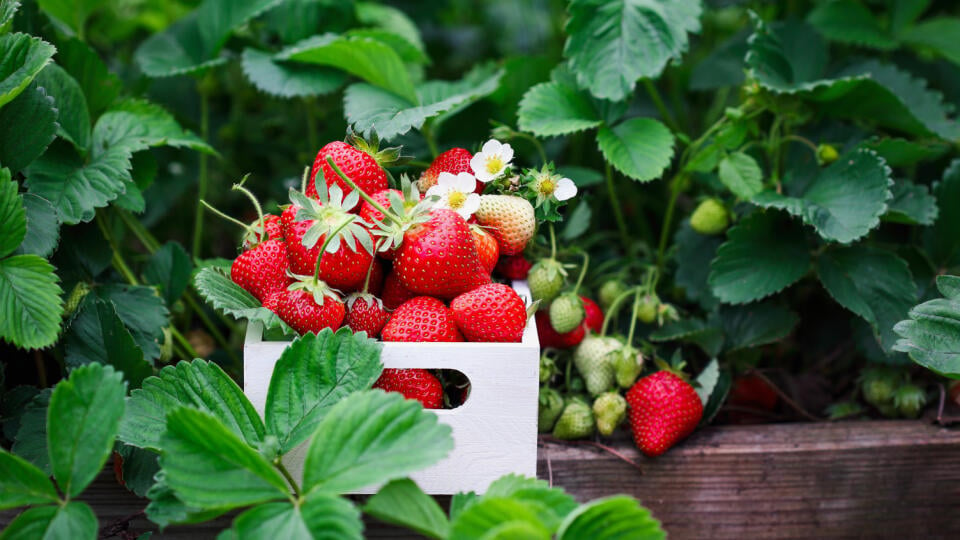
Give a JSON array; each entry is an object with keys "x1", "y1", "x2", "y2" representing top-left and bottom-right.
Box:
[
  {"x1": 470, "y1": 139, "x2": 514, "y2": 183},
  {"x1": 425, "y1": 172, "x2": 481, "y2": 219},
  {"x1": 535, "y1": 174, "x2": 577, "y2": 202}
]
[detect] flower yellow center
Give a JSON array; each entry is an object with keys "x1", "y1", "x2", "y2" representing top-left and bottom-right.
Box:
[
  {"x1": 448, "y1": 191, "x2": 467, "y2": 209},
  {"x1": 485, "y1": 156, "x2": 504, "y2": 175},
  {"x1": 538, "y1": 178, "x2": 556, "y2": 195}
]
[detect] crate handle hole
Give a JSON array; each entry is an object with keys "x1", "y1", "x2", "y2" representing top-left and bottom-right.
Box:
[{"x1": 376, "y1": 368, "x2": 472, "y2": 410}]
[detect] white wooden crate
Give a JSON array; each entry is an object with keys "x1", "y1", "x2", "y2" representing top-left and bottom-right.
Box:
[{"x1": 243, "y1": 280, "x2": 540, "y2": 494}]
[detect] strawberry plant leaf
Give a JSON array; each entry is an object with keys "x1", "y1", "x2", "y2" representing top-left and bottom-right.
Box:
[
  {"x1": 751, "y1": 148, "x2": 892, "y2": 244},
  {"x1": 449, "y1": 498, "x2": 550, "y2": 540},
  {"x1": 708, "y1": 211, "x2": 810, "y2": 304},
  {"x1": 344, "y1": 63, "x2": 504, "y2": 141},
  {"x1": 134, "y1": 0, "x2": 281, "y2": 77},
  {"x1": 0, "y1": 254, "x2": 62, "y2": 349},
  {"x1": 355, "y1": 1, "x2": 425, "y2": 54},
  {"x1": 33, "y1": 64, "x2": 89, "y2": 152},
  {"x1": 143, "y1": 242, "x2": 192, "y2": 307},
  {"x1": 0, "y1": 33, "x2": 55, "y2": 108},
  {"x1": 564, "y1": 0, "x2": 702, "y2": 101},
  {"x1": 11, "y1": 389, "x2": 51, "y2": 474},
  {"x1": 557, "y1": 495, "x2": 665, "y2": 540},
  {"x1": 14, "y1": 193, "x2": 59, "y2": 258},
  {"x1": 48, "y1": 363, "x2": 126, "y2": 497},
  {"x1": 806, "y1": 0, "x2": 897, "y2": 50},
  {"x1": 744, "y1": 17, "x2": 829, "y2": 93},
  {"x1": 265, "y1": 329, "x2": 383, "y2": 455},
  {"x1": 899, "y1": 18, "x2": 960, "y2": 68},
  {"x1": 674, "y1": 221, "x2": 722, "y2": 309},
  {"x1": 55, "y1": 38, "x2": 121, "y2": 119},
  {"x1": 64, "y1": 299, "x2": 153, "y2": 388},
  {"x1": 561, "y1": 203, "x2": 591, "y2": 241},
  {"x1": 596, "y1": 118, "x2": 675, "y2": 182},
  {"x1": 689, "y1": 30, "x2": 749, "y2": 91},
  {"x1": 0, "y1": 505, "x2": 59, "y2": 538},
  {"x1": 280, "y1": 34, "x2": 417, "y2": 103},
  {"x1": 193, "y1": 266, "x2": 292, "y2": 335},
  {"x1": 0, "y1": 167, "x2": 26, "y2": 257},
  {"x1": 0, "y1": 448, "x2": 58, "y2": 510},
  {"x1": 694, "y1": 359, "x2": 719, "y2": 406},
  {"x1": 817, "y1": 245, "x2": 917, "y2": 353},
  {"x1": 144, "y1": 475, "x2": 228, "y2": 529},
  {"x1": 649, "y1": 319, "x2": 724, "y2": 357},
  {"x1": 92, "y1": 99, "x2": 214, "y2": 155},
  {"x1": 0, "y1": 82, "x2": 58, "y2": 174},
  {"x1": 302, "y1": 390, "x2": 453, "y2": 494},
  {"x1": 517, "y1": 80, "x2": 602, "y2": 137},
  {"x1": 0, "y1": 0, "x2": 18, "y2": 32},
  {"x1": 232, "y1": 492, "x2": 363, "y2": 540},
  {"x1": 863, "y1": 137, "x2": 949, "y2": 167},
  {"x1": 483, "y1": 475, "x2": 578, "y2": 531},
  {"x1": 894, "y1": 275, "x2": 960, "y2": 378},
  {"x1": 924, "y1": 159, "x2": 960, "y2": 269},
  {"x1": 36, "y1": 0, "x2": 107, "y2": 37},
  {"x1": 717, "y1": 152, "x2": 763, "y2": 199},
  {"x1": 883, "y1": 180, "x2": 937, "y2": 226},
  {"x1": 88, "y1": 284, "x2": 168, "y2": 361},
  {"x1": 241, "y1": 47, "x2": 347, "y2": 99},
  {"x1": 346, "y1": 28, "x2": 428, "y2": 66},
  {"x1": 115, "y1": 443, "x2": 159, "y2": 498},
  {"x1": 363, "y1": 478, "x2": 449, "y2": 540},
  {"x1": 891, "y1": 0, "x2": 930, "y2": 32},
  {"x1": 119, "y1": 359, "x2": 266, "y2": 451},
  {"x1": 35, "y1": 501, "x2": 99, "y2": 539},
  {"x1": 719, "y1": 301, "x2": 799, "y2": 351},
  {"x1": 159, "y1": 407, "x2": 288, "y2": 511}
]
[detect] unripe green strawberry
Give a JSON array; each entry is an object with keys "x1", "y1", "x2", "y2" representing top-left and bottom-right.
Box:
[
  {"x1": 573, "y1": 335, "x2": 619, "y2": 396},
  {"x1": 613, "y1": 345, "x2": 644, "y2": 389},
  {"x1": 593, "y1": 392, "x2": 627, "y2": 436},
  {"x1": 859, "y1": 367, "x2": 901, "y2": 408},
  {"x1": 64, "y1": 282, "x2": 91, "y2": 317},
  {"x1": 539, "y1": 353, "x2": 558, "y2": 384},
  {"x1": 636, "y1": 294, "x2": 659, "y2": 324},
  {"x1": 598, "y1": 280, "x2": 628, "y2": 310},
  {"x1": 690, "y1": 199, "x2": 729, "y2": 235},
  {"x1": 549, "y1": 293, "x2": 585, "y2": 334},
  {"x1": 552, "y1": 400, "x2": 595, "y2": 440},
  {"x1": 528, "y1": 259, "x2": 566, "y2": 303},
  {"x1": 825, "y1": 401, "x2": 865, "y2": 420},
  {"x1": 817, "y1": 143, "x2": 839, "y2": 165},
  {"x1": 538, "y1": 387, "x2": 565, "y2": 433},
  {"x1": 160, "y1": 327, "x2": 174, "y2": 363},
  {"x1": 893, "y1": 383, "x2": 927, "y2": 418}
]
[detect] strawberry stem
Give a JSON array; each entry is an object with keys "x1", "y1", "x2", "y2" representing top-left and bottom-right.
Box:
[
  {"x1": 571, "y1": 250, "x2": 589, "y2": 295},
  {"x1": 360, "y1": 246, "x2": 378, "y2": 293},
  {"x1": 600, "y1": 286, "x2": 640, "y2": 337},
  {"x1": 200, "y1": 200, "x2": 256, "y2": 236},
  {"x1": 300, "y1": 167, "x2": 310, "y2": 196},
  {"x1": 231, "y1": 175, "x2": 265, "y2": 238},
  {"x1": 548, "y1": 222, "x2": 557, "y2": 260},
  {"x1": 311, "y1": 216, "x2": 355, "y2": 282},
  {"x1": 324, "y1": 156, "x2": 401, "y2": 226},
  {"x1": 626, "y1": 288, "x2": 641, "y2": 346}
]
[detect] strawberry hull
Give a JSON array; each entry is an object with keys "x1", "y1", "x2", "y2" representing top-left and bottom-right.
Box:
[{"x1": 243, "y1": 280, "x2": 540, "y2": 495}]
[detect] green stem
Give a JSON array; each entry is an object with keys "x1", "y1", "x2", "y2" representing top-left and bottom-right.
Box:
[
  {"x1": 600, "y1": 286, "x2": 640, "y2": 337},
  {"x1": 768, "y1": 116, "x2": 783, "y2": 192},
  {"x1": 277, "y1": 462, "x2": 301, "y2": 498},
  {"x1": 656, "y1": 173, "x2": 684, "y2": 273},
  {"x1": 191, "y1": 90, "x2": 211, "y2": 261},
  {"x1": 515, "y1": 132, "x2": 548, "y2": 164},
  {"x1": 96, "y1": 212, "x2": 139, "y2": 285},
  {"x1": 232, "y1": 179, "x2": 266, "y2": 238},
  {"x1": 548, "y1": 222, "x2": 557, "y2": 260},
  {"x1": 571, "y1": 251, "x2": 589, "y2": 295},
  {"x1": 625, "y1": 289, "x2": 641, "y2": 346},
  {"x1": 604, "y1": 162, "x2": 630, "y2": 252},
  {"x1": 171, "y1": 327, "x2": 199, "y2": 359},
  {"x1": 781, "y1": 134, "x2": 819, "y2": 157},
  {"x1": 312, "y1": 218, "x2": 355, "y2": 282},
  {"x1": 643, "y1": 79, "x2": 681, "y2": 134},
  {"x1": 326, "y1": 157, "x2": 401, "y2": 226},
  {"x1": 200, "y1": 201, "x2": 255, "y2": 234}
]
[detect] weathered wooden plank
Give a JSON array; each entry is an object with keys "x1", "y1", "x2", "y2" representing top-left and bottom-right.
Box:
[{"x1": 3, "y1": 421, "x2": 958, "y2": 538}]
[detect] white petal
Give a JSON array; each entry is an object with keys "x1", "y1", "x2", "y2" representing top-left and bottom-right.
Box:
[
  {"x1": 470, "y1": 154, "x2": 487, "y2": 177},
  {"x1": 554, "y1": 178, "x2": 577, "y2": 201},
  {"x1": 499, "y1": 143, "x2": 514, "y2": 164},
  {"x1": 473, "y1": 167, "x2": 494, "y2": 183},
  {"x1": 437, "y1": 171, "x2": 458, "y2": 188},
  {"x1": 460, "y1": 194, "x2": 481, "y2": 217},
  {"x1": 454, "y1": 172, "x2": 477, "y2": 192},
  {"x1": 425, "y1": 185, "x2": 446, "y2": 199},
  {"x1": 481, "y1": 139, "x2": 502, "y2": 155}
]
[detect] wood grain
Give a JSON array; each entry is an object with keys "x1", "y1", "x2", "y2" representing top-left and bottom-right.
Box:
[{"x1": 3, "y1": 420, "x2": 958, "y2": 538}]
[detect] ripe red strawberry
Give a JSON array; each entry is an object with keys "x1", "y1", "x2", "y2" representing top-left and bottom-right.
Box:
[
  {"x1": 373, "y1": 369, "x2": 443, "y2": 409},
  {"x1": 581, "y1": 296, "x2": 604, "y2": 333},
  {"x1": 475, "y1": 195, "x2": 536, "y2": 255},
  {"x1": 231, "y1": 238, "x2": 291, "y2": 303},
  {"x1": 626, "y1": 371, "x2": 704, "y2": 457},
  {"x1": 535, "y1": 310, "x2": 584, "y2": 349},
  {"x1": 242, "y1": 214, "x2": 284, "y2": 250},
  {"x1": 262, "y1": 290, "x2": 283, "y2": 313},
  {"x1": 418, "y1": 147, "x2": 473, "y2": 192},
  {"x1": 495, "y1": 254, "x2": 532, "y2": 280},
  {"x1": 285, "y1": 219, "x2": 375, "y2": 290},
  {"x1": 344, "y1": 293, "x2": 390, "y2": 338},
  {"x1": 360, "y1": 189, "x2": 402, "y2": 225},
  {"x1": 381, "y1": 271, "x2": 416, "y2": 310},
  {"x1": 394, "y1": 209, "x2": 491, "y2": 298},
  {"x1": 725, "y1": 374, "x2": 779, "y2": 424},
  {"x1": 275, "y1": 284, "x2": 346, "y2": 335},
  {"x1": 308, "y1": 141, "x2": 388, "y2": 199},
  {"x1": 381, "y1": 296, "x2": 464, "y2": 342},
  {"x1": 451, "y1": 283, "x2": 527, "y2": 342},
  {"x1": 470, "y1": 225, "x2": 499, "y2": 275},
  {"x1": 366, "y1": 259, "x2": 385, "y2": 297}
]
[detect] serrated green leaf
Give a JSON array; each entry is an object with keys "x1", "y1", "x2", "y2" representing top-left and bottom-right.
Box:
[
  {"x1": 263, "y1": 0, "x2": 351, "y2": 45},
  {"x1": 596, "y1": 118, "x2": 674, "y2": 182},
  {"x1": 344, "y1": 63, "x2": 504, "y2": 141},
  {"x1": 0, "y1": 254, "x2": 62, "y2": 349},
  {"x1": 807, "y1": 0, "x2": 897, "y2": 50},
  {"x1": 0, "y1": 448, "x2": 58, "y2": 510},
  {"x1": 883, "y1": 180, "x2": 938, "y2": 226},
  {"x1": 355, "y1": 1, "x2": 424, "y2": 54},
  {"x1": 280, "y1": 34, "x2": 416, "y2": 102},
  {"x1": 266, "y1": 329, "x2": 383, "y2": 455},
  {"x1": 55, "y1": 38, "x2": 120, "y2": 119},
  {"x1": 561, "y1": 203, "x2": 591, "y2": 241},
  {"x1": 90, "y1": 284, "x2": 168, "y2": 361},
  {"x1": 34, "y1": 64, "x2": 89, "y2": 151},
  {"x1": 862, "y1": 137, "x2": 949, "y2": 166},
  {"x1": 745, "y1": 16, "x2": 836, "y2": 93},
  {"x1": 690, "y1": 30, "x2": 749, "y2": 91},
  {"x1": 30, "y1": 501, "x2": 98, "y2": 540},
  {"x1": 302, "y1": 390, "x2": 452, "y2": 494},
  {"x1": 116, "y1": 443, "x2": 159, "y2": 498},
  {"x1": 900, "y1": 18, "x2": 960, "y2": 67},
  {"x1": 0, "y1": 167, "x2": 26, "y2": 257},
  {"x1": 894, "y1": 275, "x2": 960, "y2": 378},
  {"x1": 64, "y1": 300, "x2": 152, "y2": 388},
  {"x1": 134, "y1": 0, "x2": 281, "y2": 77},
  {"x1": 48, "y1": 363, "x2": 126, "y2": 497},
  {"x1": 694, "y1": 359, "x2": 719, "y2": 406},
  {"x1": 193, "y1": 266, "x2": 292, "y2": 334},
  {"x1": 708, "y1": 211, "x2": 810, "y2": 304},
  {"x1": 12, "y1": 389, "x2": 50, "y2": 474},
  {"x1": 751, "y1": 149, "x2": 891, "y2": 244},
  {"x1": 674, "y1": 221, "x2": 721, "y2": 309},
  {"x1": 517, "y1": 80, "x2": 601, "y2": 137},
  {"x1": 93, "y1": 99, "x2": 213, "y2": 155},
  {"x1": 143, "y1": 242, "x2": 192, "y2": 307},
  {"x1": 718, "y1": 152, "x2": 763, "y2": 199},
  {"x1": 347, "y1": 28, "x2": 428, "y2": 66},
  {"x1": 564, "y1": 0, "x2": 702, "y2": 101},
  {"x1": 144, "y1": 475, "x2": 228, "y2": 529},
  {"x1": 818, "y1": 245, "x2": 917, "y2": 353},
  {"x1": 556, "y1": 495, "x2": 664, "y2": 540},
  {"x1": 925, "y1": 159, "x2": 960, "y2": 269},
  {"x1": 450, "y1": 498, "x2": 550, "y2": 540},
  {"x1": 119, "y1": 359, "x2": 265, "y2": 451},
  {"x1": 37, "y1": 0, "x2": 106, "y2": 37},
  {"x1": 241, "y1": 48, "x2": 347, "y2": 99},
  {"x1": 0, "y1": 0, "x2": 19, "y2": 33},
  {"x1": 0, "y1": 505, "x2": 58, "y2": 540},
  {"x1": 2, "y1": 385, "x2": 39, "y2": 443},
  {"x1": 233, "y1": 492, "x2": 363, "y2": 540},
  {"x1": 891, "y1": 0, "x2": 930, "y2": 33},
  {"x1": 0, "y1": 33, "x2": 55, "y2": 109},
  {"x1": 363, "y1": 478, "x2": 449, "y2": 539},
  {"x1": 719, "y1": 301, "x2": 799, "y2": 351},
  {"x1": 0, "y1": 82, "x2": 57, "y2": 174},
  {"x1": 649, "y1": 318, "x2": 724, "y2": 357},
  {"x1": 15, "y1": 194, "x2": 58, "y2": 258},
  {"x1": 482, "y1": 475, "x2": 578, "y2": 531},
  {"x1": 113, "y1": 151, "x2": 156, "y2": 213},
  {"x1": 159, "y1": 408, "x2": 288, "y2": 511}
]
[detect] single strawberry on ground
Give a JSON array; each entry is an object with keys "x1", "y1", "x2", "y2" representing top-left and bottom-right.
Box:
[
  {"x1": 626, "y1": 371, "x2": 704, "y2": 457},
  {"x1": 374, "y1": 368, "x2": 443, "y2": 409},
  {"x1": 450, "y1": 283, "x2": 527, "y2": 342},
  {"x1": 381, "y1": 296, "x2": 464, "y2": 342}
]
